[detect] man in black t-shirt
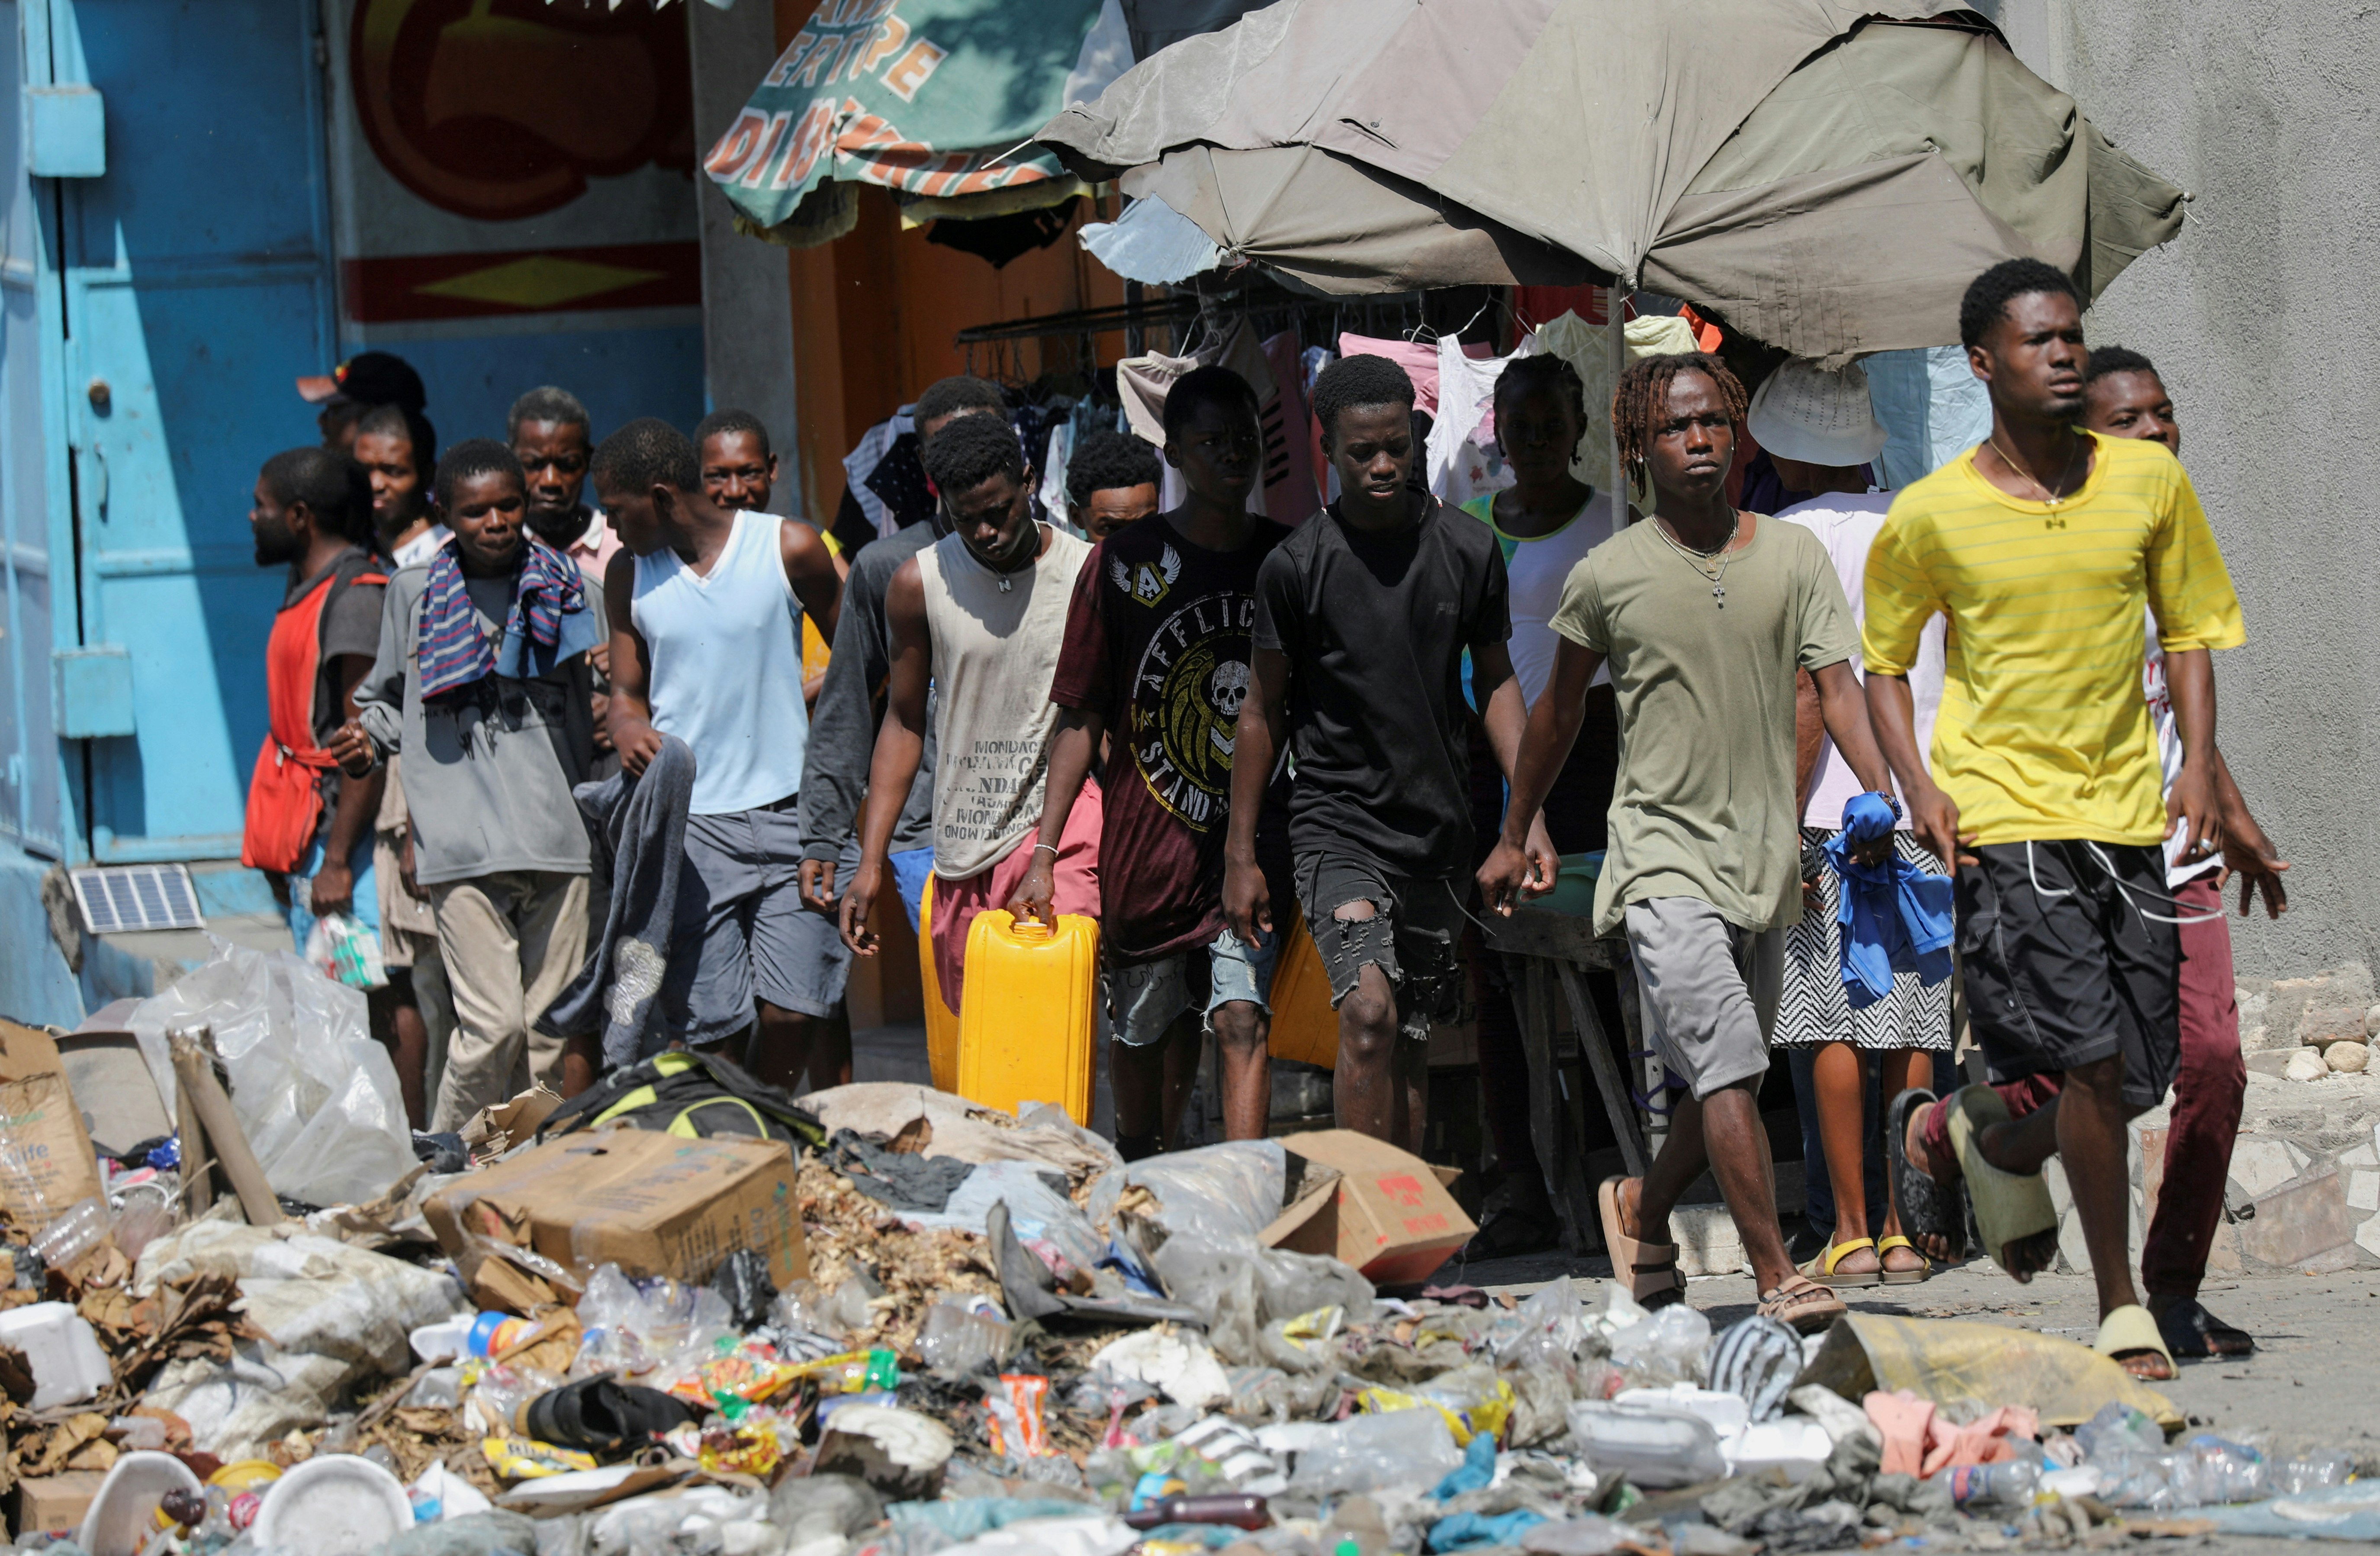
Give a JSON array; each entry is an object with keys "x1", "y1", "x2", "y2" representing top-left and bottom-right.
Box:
[
  {"x1": 1225, "y1": 355, "x2": 1555, "y2": 1150},
  {"x1": 1020, "y1": 369, "x2": 1290, "y2": 1157}
]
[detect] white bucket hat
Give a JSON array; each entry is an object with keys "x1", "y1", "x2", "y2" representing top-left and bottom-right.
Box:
[{"x1": 1746, "y1": 359, "x2": 1887, "y2": 468}]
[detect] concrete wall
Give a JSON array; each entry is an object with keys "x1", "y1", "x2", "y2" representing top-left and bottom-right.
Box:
[{"x1": 1981, "y1": 0, "x2": 2380, "y2": 983}]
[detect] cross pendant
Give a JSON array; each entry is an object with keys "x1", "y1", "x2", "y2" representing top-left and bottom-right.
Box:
[{"x1": 1713, "y1": 583, "x2": 1726, "y2": 604}]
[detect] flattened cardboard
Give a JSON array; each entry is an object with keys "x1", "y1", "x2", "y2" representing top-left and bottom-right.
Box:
[
  {"x1": 0, "y1": 1021, "x2": 106, "y2": 1229},
  {"x1": 424, "y1": 1128, "x2": 807, "y2": 1288},
  {"x1": 1261, "y1": 1129, "x2": 1474, "y2": 1287}
]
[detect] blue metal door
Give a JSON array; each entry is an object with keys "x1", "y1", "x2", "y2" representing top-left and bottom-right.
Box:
[{"x1": 52, "y1": 0, "x2": 336, "y2": 862}]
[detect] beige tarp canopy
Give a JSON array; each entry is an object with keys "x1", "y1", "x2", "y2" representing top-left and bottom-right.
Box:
[{"x1": 1041, "y1": 2, "x2": 2187, "y2": 359}]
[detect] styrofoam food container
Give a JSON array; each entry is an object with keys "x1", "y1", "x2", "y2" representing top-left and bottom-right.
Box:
[
  {"x1": 78, "y1": 1450, "x2": 202, "y2": 1556},
  {"x1": 251, "y1": 1453, "x2": 415, "y2": 1556}
]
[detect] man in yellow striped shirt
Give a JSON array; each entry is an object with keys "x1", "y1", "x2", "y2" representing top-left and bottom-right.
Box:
[{"x1": 1863, "y1": 260, "x2": 2244, "y2": 1383}]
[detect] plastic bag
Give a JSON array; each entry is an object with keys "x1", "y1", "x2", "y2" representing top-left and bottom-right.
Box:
[
  {"x1": 125, "y1": 936, "x2": 415, "y2": 1207},
  {"x1": 304, "y1": 912, "x2": 387, "y2": 990},
  {"x1": 1086, "y1": 1140, "x2": 1287, "y2": 1247},
  {"x1": 1149, "y1": 1231, "x2": 1373, "y2": 1369},
  {"x1": 1608, "y1": 1304, "x2": 1711, "y2": 1388},
  {"x1": 918, "y1": 1301, "x2": 1009, "y2": 1377},
  {"x1": 1286, "y1": 1405, "x2": 1462, "y2": 1494}
]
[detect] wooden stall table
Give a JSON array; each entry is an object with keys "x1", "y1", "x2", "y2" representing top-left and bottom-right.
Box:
[{"x1": 1478, "y1": 904, "x2": 1660, "y2": 1254}]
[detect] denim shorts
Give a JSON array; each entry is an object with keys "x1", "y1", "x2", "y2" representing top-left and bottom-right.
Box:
[
  {"x1": 669, "y1": 802, "x2": 859, "y2": 1042},
  {"x1": 1294, "y1": 851, "x2": 1466, "y2": 1042},
  {"x1": 1100, "y1": 927, "x2": 1279, "y2": 1047}
]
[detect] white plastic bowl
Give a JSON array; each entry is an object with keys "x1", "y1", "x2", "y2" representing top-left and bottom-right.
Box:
[{"x1": 251, "y1": 1454, "x2": 415, "y2": 1556}]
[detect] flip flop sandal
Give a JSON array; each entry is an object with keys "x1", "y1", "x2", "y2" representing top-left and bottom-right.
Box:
[
  {"x1": 1598, "y1": 1176, "x2": 1685, "y2": 1310},
  {"x1": 2096, "y1": 1303, "x2": 2179, "y2": 1382},
  {"x1": 1801, "y1": 1237, "x2": 1882, "y2": 1289},
  {"x1": 1875, "y1": 1234, "x2": 1930, "y2": 1285},
  {"x1": 2156, "y1": 1296, "x2": 2255, "y2": 1358},
  {"x1": 1885, "y1": 1087, "x2": 1966, "y2": 1256},
  {"x1": 521, "y1": 1373, "x2": 701, "y2": 1455},
  {"x1": 1945, "y1": 1084, "x2": 2058, "y2": 1276},
  {"x1": 1756, "y1": 1275, "x2": 1848, "y2": 1336}
]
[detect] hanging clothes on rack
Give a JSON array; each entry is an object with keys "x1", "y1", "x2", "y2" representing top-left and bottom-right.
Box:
[
  {"x1": 842, "y1": 408, "x2": 914, "y2": 538},
  {"x1": 1334, "y1": 331, "x2": 1493, "y2": 420},
  {"x1": 1426, "y1": 331, "x2": 1540, "y2": 507},
  {"x1": 1533, "y1": 311, "x2": 1703, "y2": 489},
  {"x1": 864, "y1": 432, "x2": 938, "y2": 532},
  {"x1": 1261, "y1": 331, "x2": 1322, "y2": 525}
]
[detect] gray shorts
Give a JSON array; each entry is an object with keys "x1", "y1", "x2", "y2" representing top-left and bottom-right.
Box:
[
  {"x1": 1101, "y1": 927, "x2": 1279, "y2": 1047},
  {"x1": 669, "y1": 801, "x2": 858, "y2": 1043},
  {"x1": 1624, "y1": 896, "x2": 1782, "y2": 1101},
  {"x1": 1295, "y1": 852, "x2": 1466, "y2": 1042}
]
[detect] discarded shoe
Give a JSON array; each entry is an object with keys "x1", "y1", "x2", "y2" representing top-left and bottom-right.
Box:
[{"x1": 520, "y1": 1374, "x2": 700, "y2": 1456}]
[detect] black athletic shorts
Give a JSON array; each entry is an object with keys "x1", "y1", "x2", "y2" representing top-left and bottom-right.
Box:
[{"x1": 1956, "y1": 839, "x2": 2181, "y2": 1110}]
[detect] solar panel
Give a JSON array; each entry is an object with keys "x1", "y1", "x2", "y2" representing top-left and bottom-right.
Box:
[{"x1": 70, "y1": 865, "x2": 205, "y2": 935}]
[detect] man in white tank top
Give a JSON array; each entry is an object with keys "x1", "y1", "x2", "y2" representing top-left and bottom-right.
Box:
[
  {"x1": 594, "y1": 419, "x2": 846, "y2": 1088},
  {"x1": 838, "y1": 413, "x2": 1098, "y2": 1014}
]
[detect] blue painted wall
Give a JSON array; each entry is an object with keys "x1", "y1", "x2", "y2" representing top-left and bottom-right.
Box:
[{"x1": 0, "y1": 0, "x2": 704, "y2": 1023}]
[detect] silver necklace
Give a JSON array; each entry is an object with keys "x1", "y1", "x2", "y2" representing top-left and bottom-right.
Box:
[{"x1": 1650, "y1": 511, "x2": 1742, "y2": 607}]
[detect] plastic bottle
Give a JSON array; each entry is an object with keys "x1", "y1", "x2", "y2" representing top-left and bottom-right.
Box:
[
  {"x1": 409, "y1": 1310, "x2": 532, "y2": 1365},
  {"x1": 1947, "y1": 1460, "x2": 2040, "y2": 1511},
  {"x1": 28, "y1": 1197, "x2": 110, "y2": 1269},
  {"x1": 1122, "y1": 1495, "x2": 1269, "y2": 1531}
]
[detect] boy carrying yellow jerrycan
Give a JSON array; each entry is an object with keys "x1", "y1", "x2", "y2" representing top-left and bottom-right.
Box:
[{"x1": 953, "y1": 908, "x2": 1100, "y2": 1124}]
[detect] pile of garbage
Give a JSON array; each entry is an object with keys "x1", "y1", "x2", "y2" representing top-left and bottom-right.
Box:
[{"x1": 0, "y1": 940, "x2": 2372, "y2": 1556}]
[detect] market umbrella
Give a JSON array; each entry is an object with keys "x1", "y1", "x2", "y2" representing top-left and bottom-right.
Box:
[
  {"x1": 705, "y1": 0, "x2": 1128, "y2": 245},
  {"x1": 1040, "y1": 1, "x2": 2187, "y2": 360}
]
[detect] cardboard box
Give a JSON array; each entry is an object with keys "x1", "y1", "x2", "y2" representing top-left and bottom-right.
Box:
[
  {"x1": 16, "y1": 1469, "x2": 108, "y2": 1534},
  {"x1": 424, "y1": 1128, "x2": 807, "y2": 1288},
  {"x1": 1261, "y1": 1129, "x2": 1475, "y2": 1287},
  {"x1": 0, "y1": 1021, "x2": 107, "y2": 1228}
]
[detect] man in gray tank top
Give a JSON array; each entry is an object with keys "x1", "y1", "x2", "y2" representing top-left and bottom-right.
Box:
[
  {"x1": 837, "y1": 414, "x2": 1097, "y2": 1016},
  {"x1": 594, "y1": 419, "x2": 846, "y2": 1088}
]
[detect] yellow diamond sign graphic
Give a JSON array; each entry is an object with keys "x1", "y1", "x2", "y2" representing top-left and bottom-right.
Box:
[{"x1": 415, "y1": 255, "x2": 664, "y2": 310}]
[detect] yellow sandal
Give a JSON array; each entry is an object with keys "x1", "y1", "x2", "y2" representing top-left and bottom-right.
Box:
[
  {"x1": 1801, "y1": 1236, "x2": 1881, "y2": 1288},
  {"x1": 1876, "y1": 1234, "x2": 1930, "y2": 1285},
  {"x1": 2096, "y1": 1303, "x2": 2177, "y2": 1382}
]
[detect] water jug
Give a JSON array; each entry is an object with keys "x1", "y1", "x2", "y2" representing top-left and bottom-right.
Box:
[
  {"x1": 917, "y1": 873, "x2": 960, "y2": 1091},
  {"x1": 956, "y1": 909, "x2": 1098, "y2": 1122},
  {"x1": 1266, "y1": 913, "x2": 1339, "y2": 1069}
]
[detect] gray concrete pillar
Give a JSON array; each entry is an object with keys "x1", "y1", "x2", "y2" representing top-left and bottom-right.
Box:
[{"x1": 688, "y1": 0, "x2": 801, "y2": 516}]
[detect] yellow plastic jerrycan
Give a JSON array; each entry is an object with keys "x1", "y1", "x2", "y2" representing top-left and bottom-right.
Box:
[
  {"x1": 917, "y1": 874, "x2": 961, "y2": 1092},
  {"x1": 956, "y1": 909, "x2": 1099, "y2": 1124},
  {"x1": 1266, "y1": 910, "x2": 1339, "y2": 1070}
]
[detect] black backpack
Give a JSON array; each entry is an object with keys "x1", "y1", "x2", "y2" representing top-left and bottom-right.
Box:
[{"x1": 538, "y1": 1048, "x2": 825, "y2": 1149}]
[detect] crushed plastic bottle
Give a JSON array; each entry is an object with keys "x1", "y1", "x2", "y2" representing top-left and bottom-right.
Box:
[
  {"x1": 1607, "y1": 1303, "x2": 1712, "y2": 1388},
  {"x1": 1947, "y1": 1459, "x2": 2040, "y2": 1510}
]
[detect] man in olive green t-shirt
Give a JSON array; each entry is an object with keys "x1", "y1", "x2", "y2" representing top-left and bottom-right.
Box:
[{"x1": 1481, "y1": 354, "x2": 1901, "y2": 1334}]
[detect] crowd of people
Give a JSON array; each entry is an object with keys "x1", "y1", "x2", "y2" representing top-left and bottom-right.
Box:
[{"x1": 243, "y1": 257, "x2": 2290, "y2": 1386}]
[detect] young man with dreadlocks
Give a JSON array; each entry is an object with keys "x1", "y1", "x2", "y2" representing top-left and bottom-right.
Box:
[
  {"x1": 1483, "y1": 351, "x2": 1900, "y2": 1334},
  {"x1": 1226, "y1": 354, "x2": 1551, "y2": 1152},
  {"x1": 1866, "y1": 261, "x2": 2245, "y2": 1382}
]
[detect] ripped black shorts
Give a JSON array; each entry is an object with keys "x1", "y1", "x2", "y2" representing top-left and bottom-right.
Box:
[{"x1": 1293, "y1": 850, "x2": 1467, "y2": 1041}]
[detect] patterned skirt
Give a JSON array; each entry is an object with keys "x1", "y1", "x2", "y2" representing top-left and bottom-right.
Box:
[{"x1": 1775, "y1": 826, "x2": 1954, "y2": 1052}]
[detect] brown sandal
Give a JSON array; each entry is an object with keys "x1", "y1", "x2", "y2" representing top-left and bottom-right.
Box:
[
  {"x1": 1598, "y1": 1177, "x2": 1685, "y2": 1309},
  {"x1": 1757, "y1": 1274, "x2": 1848, "y2": 1336}
]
